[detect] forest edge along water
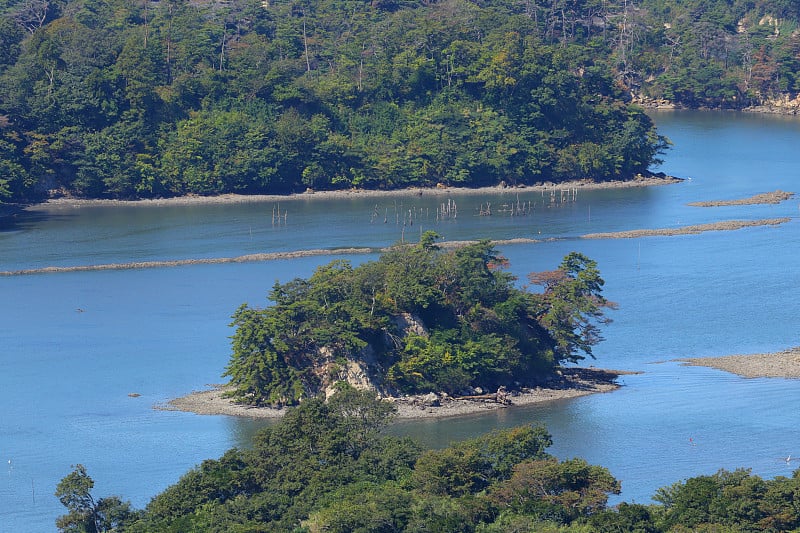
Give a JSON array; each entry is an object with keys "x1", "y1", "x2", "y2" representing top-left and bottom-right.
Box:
[{"x1": 17, "y1": 174, "x2": 678, "y2": 208}]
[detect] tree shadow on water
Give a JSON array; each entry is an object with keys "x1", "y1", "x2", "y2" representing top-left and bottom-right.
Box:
[{"x1": 0, "y1": 205, "x2": 75, "y2": 232}]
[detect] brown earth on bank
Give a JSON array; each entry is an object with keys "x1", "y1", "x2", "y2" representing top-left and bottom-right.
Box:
[
  {"x1": 32, "y1": 175, "x2": 680, "y2": 209},
  {"x1": 679, "y1": 347, "x2": 800, "y2": 379},
  {"x1": 581, "y1": 218, "x2": 790, "y2": 240},
  {"x1": 688, "y1": 190, "x2": 795, "y2": 207},
  {"x1": 157, "y1": 367, "x2": 630, "y2": 420}
]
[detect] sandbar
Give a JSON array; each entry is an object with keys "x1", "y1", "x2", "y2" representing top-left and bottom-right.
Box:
[
  {"x1": 687, "y1": 190, "x2": 795, "y2": 207},
  {"x1": 157, "y1": 367, "x2": 629, "y2": 420},
  {"x1": 581, "y1": 218, "x2": 790, "y2": 240},
  {"x1": 679, "y1": 347, "x2": 800, "y2": 378}
]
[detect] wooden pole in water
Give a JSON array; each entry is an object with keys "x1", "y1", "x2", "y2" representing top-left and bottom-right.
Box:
[{"x1": 637, "y1": 242, "x2": 641, "y2": 270}]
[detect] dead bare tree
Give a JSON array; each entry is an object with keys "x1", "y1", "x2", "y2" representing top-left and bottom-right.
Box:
[{"x1": 13, "y1": 0, "x2": 50, "y2": 34}]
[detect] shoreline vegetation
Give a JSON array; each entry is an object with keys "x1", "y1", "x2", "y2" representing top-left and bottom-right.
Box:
[
  {"x1": 158, "y1": 367, "x2": 630, "y2": 420},
  {"x1": 30, "y1": 175, "x2": 677, "y2": 209},
  {"x1": 679, "y1": 347, "x2": 800, "y2": 379}
]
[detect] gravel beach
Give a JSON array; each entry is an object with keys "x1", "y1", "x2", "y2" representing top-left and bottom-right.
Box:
[{"x1": 679, "y1": 347, "x2": 800, "y2": 378}]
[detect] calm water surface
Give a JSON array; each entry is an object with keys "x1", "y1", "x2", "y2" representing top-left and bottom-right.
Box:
[{"x1": 2, "y1": 110, "x2": 800, "y2": 529}]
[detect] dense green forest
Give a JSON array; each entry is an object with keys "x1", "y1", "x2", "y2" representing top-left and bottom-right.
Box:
[
  {"x1": 57, "y1": 387, "x2": 800, "y2": 532},
  {"x1": 223, "y1": 235, "x2": 612, "y2": 406},
  {"x1": 3, "y1": 0, "x2": 798, "y2": 204},
  {"x1": 0, "y1": 0, "x2": 678, "y2": 204}
]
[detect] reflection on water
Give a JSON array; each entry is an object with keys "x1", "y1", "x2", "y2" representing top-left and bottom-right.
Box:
[{"x1": 3, "y1": 110, "x2": 800, "y2": 529}]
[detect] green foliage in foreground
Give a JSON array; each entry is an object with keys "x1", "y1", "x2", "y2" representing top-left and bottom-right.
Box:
[
  {"x1": 55, "y1": 463, "x2": 139, "y2": 532},
  {"x1": 58, "y1": 388, "x2": 800, "y2": 532},
  {"x1": 58, "y1": 387, "x2": 618, "y2": 532},
  {"x1": 223, "y1": 237, "x2": 613, "y2": 406}
]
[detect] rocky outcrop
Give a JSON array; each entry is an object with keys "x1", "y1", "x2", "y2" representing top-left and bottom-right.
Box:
[
  {"x1": 316, "y1": 345, "x2": 389, "y2": 398},
  {"x1": 392, "y1": 312, "x2": 428, "y2": 338},
  {"x1": 316, "y1": 312, "x2": 431, "y2": 398},
  {"x1": 630, "y1": 93, "x2": 679, "y2": 109},
  {"x1": 631, "y1": 90, "x2": 800, "y2": 116},
  {"x1": 744, "y1": 94, "x2": 800, "y2": 115}
]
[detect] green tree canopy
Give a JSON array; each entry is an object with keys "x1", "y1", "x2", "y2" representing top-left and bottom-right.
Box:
[{"x1": 55, "y1": 464, "x2": 137, "y2": 533}]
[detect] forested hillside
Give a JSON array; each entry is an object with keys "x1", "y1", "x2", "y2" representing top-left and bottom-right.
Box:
[
  {"x1": 3, "y1": 0, "x2": 797, "y2": 205},
  {"x1": 0, "y1": 0, "x2": 673, "y2": 204}
]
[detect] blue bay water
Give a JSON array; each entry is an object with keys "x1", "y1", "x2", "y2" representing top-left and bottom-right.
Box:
[{"x1": 2, "y1": 110, "x2": 800, "y2": 529}]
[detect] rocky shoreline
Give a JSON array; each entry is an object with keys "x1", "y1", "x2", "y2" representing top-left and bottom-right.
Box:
[
  {"x1": 157, "y1": 367, "x2": 629, "y2": 420},
  {"x1": 679, "y1": 347, "x2": 800, "y2": 379},
  {"x1": 634, "y1": 95, "x2": 800, "y2": 115}
]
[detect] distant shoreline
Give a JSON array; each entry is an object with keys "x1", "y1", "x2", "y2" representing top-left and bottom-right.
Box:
[
  {"x1": 679, "y1": 347, "x2": 800, "y2": 379},
  {"x1": 157, "y1": 367, "x2": 630, "y2": 420},
  {"x1": 27, "y1": 175, "x2": 680, "y2": 210}
]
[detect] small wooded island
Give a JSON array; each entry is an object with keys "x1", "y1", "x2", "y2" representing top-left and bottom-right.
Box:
[{"x1": 221, "y1": 231, "x2": 613, "y2": 409}]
